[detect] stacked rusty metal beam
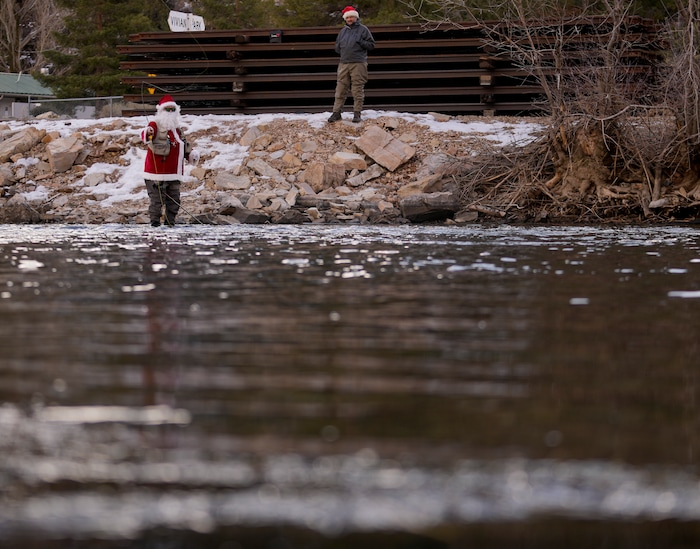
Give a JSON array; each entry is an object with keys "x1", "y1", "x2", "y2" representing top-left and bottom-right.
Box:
[{"x1": 118, "y1": 17, "x2": 663, "y2": 116}]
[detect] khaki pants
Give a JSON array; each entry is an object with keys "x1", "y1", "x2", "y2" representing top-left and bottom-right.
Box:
[{"x1": 332, "y1": 62, "x2": 368, "y2": 113}]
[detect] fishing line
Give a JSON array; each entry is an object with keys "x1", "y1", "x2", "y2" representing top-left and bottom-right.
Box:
[
  {"x1": 135, "y1": 0, "x2": 215, "y2": 226},
  {"x1": 162, "y1": 188, "x2": 219, "y2": 225},
  {"x1": 138, "y1": 0, "x2": 214, "y2": 110}
]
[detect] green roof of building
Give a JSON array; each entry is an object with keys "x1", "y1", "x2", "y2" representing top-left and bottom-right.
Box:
[{"x1": 0, "y1": 72, "x2": 54, "y2": 97}]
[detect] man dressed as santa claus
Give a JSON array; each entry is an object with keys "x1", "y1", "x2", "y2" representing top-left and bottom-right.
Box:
[{"x1": 141, "y1": 95, "x2": 198, "y2": 227}]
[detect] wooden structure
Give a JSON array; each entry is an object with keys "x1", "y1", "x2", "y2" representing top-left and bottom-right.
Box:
[{"x1": 118, "y1": 17, "x2": 664, "y2": 116}]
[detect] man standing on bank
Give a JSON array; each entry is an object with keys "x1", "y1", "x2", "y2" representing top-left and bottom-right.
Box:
[
  {"x1": 328, "y1": 5, "x2": 375, "y2": 124},
  {"x1": 141, "y1": 95, "x2": 198, "y2": 227}
]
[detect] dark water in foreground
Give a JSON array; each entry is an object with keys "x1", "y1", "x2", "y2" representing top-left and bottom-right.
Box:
[{"x1": 1, "y1": 224, "x2": 700, "y2": 548}]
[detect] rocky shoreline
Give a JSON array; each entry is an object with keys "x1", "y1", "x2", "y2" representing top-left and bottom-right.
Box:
[{"x1": 0, "y1": 112, "x2": 540, "y2": 225}]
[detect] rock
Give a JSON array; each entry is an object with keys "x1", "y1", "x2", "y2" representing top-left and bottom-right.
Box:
[
  {"x1": 103, "y1": 141, "x2": 123, "y2": 153},
  {"x1": 318, "y1": 188, "x2": 340, "y2": 198},
  {"x1": 218, "y1": 196, "x2": 244, "y2": 215},
  {"x1": 215, "y1": 172, "x2": 251, "y2": 190},
  {"x1": 335, "y1": 185, "x2": 353, "y2": 196},
  {"x1": 649, "y1": 198, "x2": 669, "y2": 209},
  {"x1": 273, "y1": 209, "x2": 307, "y2": 224},
  {"x1": 245, "y1": 195, "x2": 264, "y2": 209},
  {"x1": 295, "y1": 140, "x2": 318, "y2": 153},
  {"x1": 382, "y1": 117, "x2": 401, "y2": 130},
  {"x1": 267, "y1": 197, "x2": 290, "y2": 212},
  {"x1": 192, "y1": 213, "x2": 237, "y2": 225},
  {"x1": 355, "y1": 125, "x2": 415, "y2": 172},
  {"x1": 302, "y1": 164, "x2": 324, "y2": 192},
  {"x1": 246, "y1": 157, "x2": 283, "y2": 181},
  {"x1": 429, "y1": 112, "x2": 452, "y2": 122},
  {"x1": 190, "y1": 166, "x2": 206, "y2": 180},
  {"x1": 399, "y1": 191, "x2": 460, "y2": 222},
  {"x1": 82, "y1": 172, "x2": 106, "y2": 187},
  {"x1": 282, "y1": 152, "x2": 302, "y2": 167},
  {"x1": 285, "y1": 187, "x2": 299, "y2": 206},
  {"x1": 0, "y1": 194, "x2": 42, "y2": 223},
  {"x1": 253, "y1": 133, "x2": 273, "y2": 149},
  {"x1": 110, "y1": 119, "x2": 128, "y2": 130},
  {"x1": 454, "y1": 209, "x2": 479, "y2": 223},
  {"x1": 46, "y1": 134, "x2": 84, "y2": 173},
  {"x1": 239, "y1": 126, "x2": 262, "y2": 146},
  {"x1": 303, "y1": 162, "x2": 345, "y2": 192},
  {"x1": 346, "y1": 163, "x2": 384, "y2": 187},
  {"x1": 397, "y1": 174, "x2": 444, "y2": 200},
  {"x1": 221, "y1": 206, "x2": 269, "y2": 223},
  {"x1": 0, "y1": 166, "x2": 16, "y2": 186},
  {"x1": 296, "y1": 182, "x2": 316, "y2": 196},
  {"x1": 255, "y1": 190, "x2": 277, "y2": 202},
  {"x1": 329, "y1": 151, "x2": 367, "y2": 171},
  {"x1": 415, "y1": 153, "x2": 458, "y2": 178},
  {"x1": 268, "y1": 141, "x2": 285, "y2": 152},
  {"x1": 51, "y1": 195, "x2": 71, "y2": 208},
  {"x1": 0, "y1": 127, "x2": 45, "y2": 163}
]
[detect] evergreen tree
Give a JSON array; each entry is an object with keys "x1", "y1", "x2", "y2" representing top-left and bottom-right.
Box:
[
  {"x1": 198, "y1": 0, "x2": 275, "y2": 29},
  {"x1": 269, "y1": 0, "x2": 406, "y2": 27},
  {"x1": 38, "y1": 0, "x2": 167, "y2": 97},
  {"x1": 271, "y1": 0, "x2": 338, "y2": 27}
]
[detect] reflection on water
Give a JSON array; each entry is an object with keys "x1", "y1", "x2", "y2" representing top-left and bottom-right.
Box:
[{"x1": 0, "y1": 224, "x2": 699, "y2": 547}]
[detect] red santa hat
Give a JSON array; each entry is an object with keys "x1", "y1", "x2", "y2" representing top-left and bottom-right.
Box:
[
  {"x1": 157, "y1": 94, "x2": 178, "y2": 111},
  {"x1": 342, "y1": 5, "x2": 359, "y2": 20}
]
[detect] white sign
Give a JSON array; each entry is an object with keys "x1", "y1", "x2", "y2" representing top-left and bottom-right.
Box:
[{"x1": 168, "y1": 10, "x2": 205, "y2": 32}]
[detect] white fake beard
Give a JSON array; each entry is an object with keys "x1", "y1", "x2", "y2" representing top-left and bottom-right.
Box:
[{"x1": 154, "y1": 109, "x2": 180, "y2": 131}]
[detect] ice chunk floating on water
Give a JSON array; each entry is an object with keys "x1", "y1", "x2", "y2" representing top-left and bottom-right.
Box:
[{"x1": 668, "y1": 290, "x2": 700, "y2": 298}]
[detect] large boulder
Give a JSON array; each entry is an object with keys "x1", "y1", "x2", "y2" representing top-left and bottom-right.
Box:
[
  {"x1": 355, "y1": 125, "x2": 415, "y2": 172},
  {"x1": 219, "y1": 205, "x2": 270, "y2": 224},
  {"x1": 46, "y1": 134, "x2": 85, "y2": 173},
  {"x1": 0, "y1": 127, "x2": 45, "y2": 162},
  {"x1": 329, "y1": 151, "x2": 367, "y2": 171},
  {"x1": 397, "y1": 174, "x2": 444, "y2": 200},
  {"x1": 399, "y1": 191, "x2": 460, "y2": 222},
  {"x1": 246, "y1": 157, "x2": 284, "y2": 182},
  {"x1": 215, "y1": 172, "x2": 251, "y2": 190},
  {"x1": 303, "y1": 162, "x2": 345, "y2": 192},
  {"x1": 0, "y1": 194, "x2": 42, "y2": 223}
]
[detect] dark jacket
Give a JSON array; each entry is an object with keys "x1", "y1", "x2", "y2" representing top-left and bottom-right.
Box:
[{"x1": 335, "y1": 20, "x2": 375, "y2": 63}]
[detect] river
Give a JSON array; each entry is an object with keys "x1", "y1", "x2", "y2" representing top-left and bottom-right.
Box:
[{"x1": 1, "y1": 223, "x2": 699, "y2": 548}]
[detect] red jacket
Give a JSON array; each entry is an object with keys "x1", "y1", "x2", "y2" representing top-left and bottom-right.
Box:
[{"x1": 141, "y1": 122, "x2": 186, "y2": 181}]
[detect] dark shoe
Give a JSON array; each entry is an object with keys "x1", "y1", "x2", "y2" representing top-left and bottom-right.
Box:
[
  {"x1": 327, "y1": 111, "x2": 342, "y2": 123},
  {"x1": 352, "y1": 112, "x2": 362, "y2": 123},
  {"x1": 150, "y1": 220, "x2": 160, "y2": 227}
]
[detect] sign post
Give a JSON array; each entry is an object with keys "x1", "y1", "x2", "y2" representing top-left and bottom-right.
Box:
[{"x1": 168, "y1": 11, "x2": 205, "y2": 32}]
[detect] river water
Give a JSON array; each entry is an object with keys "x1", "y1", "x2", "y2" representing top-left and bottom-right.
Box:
[{"x1": 1, "y1": 223, "x2": 699, "y2": 548}]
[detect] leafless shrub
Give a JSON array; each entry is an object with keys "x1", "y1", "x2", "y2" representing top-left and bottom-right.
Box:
[
  {"x1": 407, "y1": 0, "x2": 696, "y2": 221},
  {"x1": 0, "y1": 0, "x2": 63, "y2": 73}
]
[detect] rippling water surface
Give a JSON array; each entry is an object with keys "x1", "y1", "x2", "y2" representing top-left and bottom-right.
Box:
[{"x1": 1, "y1": 223, "x2": 699, "y2": 548}]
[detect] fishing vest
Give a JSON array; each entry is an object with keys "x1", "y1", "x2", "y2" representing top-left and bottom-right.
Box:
[
  {"x1": 148, "y1": 127, "x2": 172, "y2": 157},
  {"x1": 148, "y1": 127, "x2": 191, "y2": 158}
]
